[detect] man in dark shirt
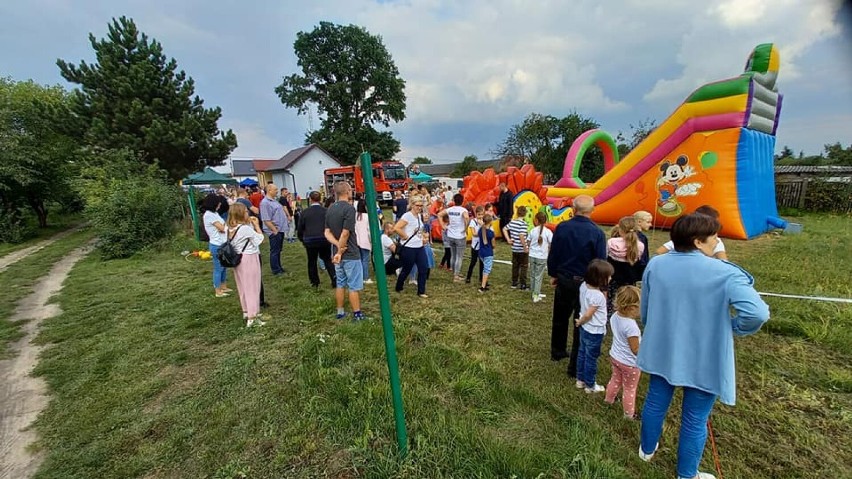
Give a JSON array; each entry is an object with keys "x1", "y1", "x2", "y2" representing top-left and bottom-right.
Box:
[
  {"x1": 497, "y1": 182, "x2": 513, "y2": 242},
  {"x1": 298, "y1": 191, "x2": 336, "y2": 289},
  {"x1": 546, "y1": 195, "x2": 606, "y2": 377},
  {"x1": 392, "y1": 190, "x2": 408, "y2": 221},
  {"x1": 324, "y1": 182, "x2": 365, "y2": 321}
]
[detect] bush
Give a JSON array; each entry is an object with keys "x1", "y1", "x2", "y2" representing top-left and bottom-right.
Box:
[
  {"x1": 805, "y1": 179, "x2": 852, "y2": 213},
  {"x1": 87, "y1": 177, "x2": 182, "y2": 259},
  {"x1": 0, "y1": 209, "x2": 36, "y2": 243}
]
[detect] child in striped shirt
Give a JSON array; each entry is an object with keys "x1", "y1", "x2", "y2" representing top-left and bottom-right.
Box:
[{"x1": 502, "y1": 206, "x2": 530, "y2": 290}]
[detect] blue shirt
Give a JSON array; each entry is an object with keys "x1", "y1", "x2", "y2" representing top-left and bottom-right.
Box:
[
  {"x1": 546, "y1": 215, "x2": 606, "y2": 279},
  {"x1": 260, "y1": 197, "x2": 287, "y2": 235},
  {"x1": 478, "y1": 227, "x2": 495, "y2": 258},
  {"x1": 637, "y1": 251, "x2": 770, "y2": 405}
]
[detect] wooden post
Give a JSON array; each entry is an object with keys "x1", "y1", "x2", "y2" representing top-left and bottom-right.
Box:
[{"x1": 798, "y1": 178, "x2": 808, "y2": 209}]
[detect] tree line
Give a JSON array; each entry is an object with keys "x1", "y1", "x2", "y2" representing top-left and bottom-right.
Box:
[{"x1": 2, "y1": 16, "x2": 847, "y2": 249}]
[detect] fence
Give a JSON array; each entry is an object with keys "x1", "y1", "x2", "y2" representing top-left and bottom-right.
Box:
[
  {"x1": 775, "y1": 177, "x2": 852, "y2": 212},
  {"x1": 775, "y1": 178, "x2": 809, "y2": 209}
]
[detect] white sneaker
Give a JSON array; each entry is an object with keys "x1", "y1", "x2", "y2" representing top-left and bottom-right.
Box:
[
  {"x1": 532, "y1": 295, "x2": 542, "y2": 303},
  {"x1": 409, "y1": 280, "x2": 417, "y2": 285},
  {"x1": 585, "y1": 384, "x2": 605, "y2": 393},
  {"x1": 638, "y1": 442, "x2": 659, "y2": 462},
  {"x1": 575, "y1": 380, "x2": 586, "y2": 389},
  {"x1": 364, "y1": 279, "x2": 375, "y2": 284},
  {"x1": 538, "y1": 294, "x2": 546, "y2": 298},
  {"x1": 246, "y1": 319, "x2": 255, "y2": 328},
  {"x1": 678, "y1": 474, "x2": 716, "y2": 479},
  {"x1": 396, "y1": 268, "x2": 402, "y2": 276}
]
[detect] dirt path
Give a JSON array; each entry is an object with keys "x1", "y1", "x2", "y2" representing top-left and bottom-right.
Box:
[
  {"x1": 0, "y1": 245, "x2": 91, "y2": 478},
  {"x1": 0, "y1": 224, "x2": 86, "y2": 274}
]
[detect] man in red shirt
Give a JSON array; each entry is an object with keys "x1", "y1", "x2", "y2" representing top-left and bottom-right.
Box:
[{"x1": 249, "y1": 186, "x2": 263, "y2": 209}]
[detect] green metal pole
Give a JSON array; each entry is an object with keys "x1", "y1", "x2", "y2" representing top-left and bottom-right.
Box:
[
  {"x1": 188, "y1": 186, "x2": 200, "y2": 242},
  {"x1": 359, "y1": 151, "x2": 408, "y2": 458}
]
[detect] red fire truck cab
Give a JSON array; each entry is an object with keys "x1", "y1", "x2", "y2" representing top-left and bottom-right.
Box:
[{"x1": 323, "y1": 161, "x2": 410, "y2": 205}]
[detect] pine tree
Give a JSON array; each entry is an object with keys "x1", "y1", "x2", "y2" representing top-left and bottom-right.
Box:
[{"x1": 58, "y1": 17, "x2": 237, "y2": 178}]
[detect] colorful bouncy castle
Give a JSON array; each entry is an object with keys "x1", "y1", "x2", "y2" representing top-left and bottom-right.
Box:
[{"x1": 461, "y1": 44, "x2": 787, "y2": 240}]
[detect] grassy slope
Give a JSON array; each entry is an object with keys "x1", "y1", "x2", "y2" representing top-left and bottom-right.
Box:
[
  {"x1": 0, "y1": 228, "x2": 94, "y2": 357},
  {"x1": 29, "y1": 214, "x2": 851, "y2": 478}
]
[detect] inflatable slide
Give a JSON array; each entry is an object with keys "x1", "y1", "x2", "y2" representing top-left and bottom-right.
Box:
[{"x1": 461, "y1": 44, "x2": 787, "y2": 240}]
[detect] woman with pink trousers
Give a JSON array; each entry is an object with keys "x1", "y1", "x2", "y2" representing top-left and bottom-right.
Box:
[{"x1": 227, "y1": 203, "x2": 266, "y2": 327}]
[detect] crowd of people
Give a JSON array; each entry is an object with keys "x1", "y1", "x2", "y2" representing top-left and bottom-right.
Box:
[{"x1": 200, "y1": 180, "x2": 770, "y2": 479}]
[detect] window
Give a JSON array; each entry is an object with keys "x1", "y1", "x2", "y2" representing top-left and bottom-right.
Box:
[{"x1": 383, "y1": 166, "x2": 407, "y2": 180}]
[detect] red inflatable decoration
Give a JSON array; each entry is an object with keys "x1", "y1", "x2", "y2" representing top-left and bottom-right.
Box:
[{"x1": 461, "y1": 164, "x2": 548, "y2": 207}]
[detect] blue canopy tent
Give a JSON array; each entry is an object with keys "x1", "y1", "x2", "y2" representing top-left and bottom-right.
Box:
[{"x1": 239, "y1": 177, "x2": 259, "y2": 187}]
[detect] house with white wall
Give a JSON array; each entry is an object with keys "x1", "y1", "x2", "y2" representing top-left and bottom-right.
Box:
[{"x1": 254, "y1": 144, "x2": 343, "y2": 196}]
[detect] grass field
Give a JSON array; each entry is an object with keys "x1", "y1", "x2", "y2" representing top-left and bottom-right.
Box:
[{"x1": 16, "y1": 213, "x2": 851, "y2": 478}]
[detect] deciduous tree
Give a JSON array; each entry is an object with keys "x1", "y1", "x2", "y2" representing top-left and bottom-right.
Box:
[
  {"x1": 452, "y1": 155, "x2": 480, "y2": 177},
  {"x1": 275, "y1": 22, "x2": 406, "y2": 164},
  {"x1": 494, "y1": 112, "x2": 601, "y2": 183},
  {"x1": 0, "y1": 78, "x2": 79, "y2": 229}
]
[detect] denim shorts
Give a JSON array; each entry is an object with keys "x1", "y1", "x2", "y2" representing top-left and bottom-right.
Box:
[
  {"x1": 481, "y1": 255, "x2": 494, "y2": 274},
  {"x1": 335, "y1": 259, "x2": 364, "y2": 291}
]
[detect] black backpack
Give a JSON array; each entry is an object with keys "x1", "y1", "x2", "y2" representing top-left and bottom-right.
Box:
[{"x1": 217, "y1": 226, "x2": 249, "y2": 268}]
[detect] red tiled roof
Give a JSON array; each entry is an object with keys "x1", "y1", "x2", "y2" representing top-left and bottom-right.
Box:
[{"x1": 252, "y1": 159, "x2": 277, "y2": 172}]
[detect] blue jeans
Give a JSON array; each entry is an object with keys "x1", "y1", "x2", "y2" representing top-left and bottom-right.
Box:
[
  {"x1": 208, "y1": 243, "x2": 227, "y2": 288},
  {"x1": 641, "y1": 374, "x2": 717, "y2": 479},
  {"x1": 335, "y1": 259, "x2": 364, "y2": 291},
  {"x1": 268, "y1": 232, "x2": 284, "y2": 274},
  {"x1": 359, "y1": 247, "x2": 371, "y2": 280},
  {"x1": 576, "y1": 328, "x2": 604, "y2": 386}
]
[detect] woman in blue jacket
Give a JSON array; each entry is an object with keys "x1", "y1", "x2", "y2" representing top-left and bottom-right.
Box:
[{"x1": 637, "y1": 213, "x2": 770, "y2": 479}]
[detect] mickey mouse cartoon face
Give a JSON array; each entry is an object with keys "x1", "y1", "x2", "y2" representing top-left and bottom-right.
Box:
[{"x1": 659, "y1": 155, "x2": 690, "y2": 183}]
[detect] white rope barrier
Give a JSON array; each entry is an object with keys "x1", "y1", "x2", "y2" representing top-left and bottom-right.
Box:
[{"x1": 757, "y1": 292, "x2": 852, "y2": 304}]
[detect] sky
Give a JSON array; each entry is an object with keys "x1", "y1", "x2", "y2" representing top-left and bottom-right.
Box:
[{"x1": 1, "y1": 0, "x2": 850, "y2": 165}]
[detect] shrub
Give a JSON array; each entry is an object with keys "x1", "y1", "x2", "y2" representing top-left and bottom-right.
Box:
[
  {"x1": 0, "y1": 209, "x2": 36, "y2": 243},
  {"x1": 86, "y1": 176, "x2": 182, "y2": 259},
  {"x1": 805, "y1": 179, "x2": 852, "y2": 213}
]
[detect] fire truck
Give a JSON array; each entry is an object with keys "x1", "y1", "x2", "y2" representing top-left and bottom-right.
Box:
[{"x1": 323, "y1": 160, "x2": 410, "y2": 205}]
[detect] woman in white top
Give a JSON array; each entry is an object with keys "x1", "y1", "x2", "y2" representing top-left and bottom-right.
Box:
[
  {"x1": 527, "y1": 211, "x2": 554, "y2": 303},
  {"x1": 227, "y1": 203, "x2": 266, "y2": 327},
  {"x1": 355, "y1": 200, "x2": 374, "y2": 284},
  {"x1": 202, "y1": 193, "x2": 231, "y2": 298},
  {"x1": 655, "y1": 205, "x2": 728, "y2": 260},
  {"x1": 438, "y1": 193, "x2": 470, "y2": 282},
  {"x1": 393, "y1": 196, "x2": 429, "y2": 298}
]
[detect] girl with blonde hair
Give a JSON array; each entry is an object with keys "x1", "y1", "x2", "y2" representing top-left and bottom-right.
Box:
[
  {"x1": 607, "y1": 216, "x2": 646, "y2": 315},
  {"x1": 227, "y1": 202, "x2": 266, "y2": 327}
]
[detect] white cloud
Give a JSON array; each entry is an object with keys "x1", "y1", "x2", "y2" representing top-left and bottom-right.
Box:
[
  {"x1": 644, "y1": 0, "x2": 844, "y2": 103},
  {"x1": 224, "y1": 120, "x2": 295, "y2": 159},
  {"x1": 353, "y1": 0, "x2": 629, "y2": 124},
  {"x1": 715, "y1": 0, "x2": 771, "y2": 28}
]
